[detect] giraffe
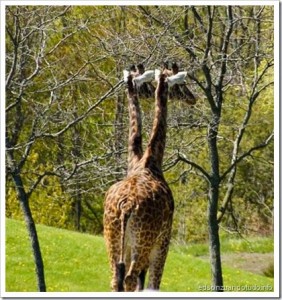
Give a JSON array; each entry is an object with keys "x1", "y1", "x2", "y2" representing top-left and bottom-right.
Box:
[
  {"x1": 103, "y1": 72, "x2": 174, "y2": 292},
  {"x1": 169, "y1": 62, "x2": 196, "y2": 104},
  {"x1": 136, "y1": 63, "x2": 155, "y2": 99},
  {"x1": 129, "y1": 64, "x2": 155, "y2": 98}
]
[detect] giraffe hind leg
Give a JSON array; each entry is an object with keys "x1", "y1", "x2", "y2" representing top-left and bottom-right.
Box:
[
  {"x1": 124, "y1": 260, "x2": 138, "y2": 291},
  {"x1": 124, "y1": 250, "x2": 149, "y2": 291},
  {"x1": 148, "y1": 238, "x2": 170, "y2": 290}
]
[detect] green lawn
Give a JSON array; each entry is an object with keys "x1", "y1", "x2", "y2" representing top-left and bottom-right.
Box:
[{"x1": 5, "y1": 218, "x2": 274, "y2": 292}]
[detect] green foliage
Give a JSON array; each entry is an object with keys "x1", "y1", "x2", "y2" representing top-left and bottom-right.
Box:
[
  {"x1": 6, "y1": 176, "x2": 74, "y2": 230},
  {"x1": 6, "y1": 219, "x2": 274, "y2": 292}
]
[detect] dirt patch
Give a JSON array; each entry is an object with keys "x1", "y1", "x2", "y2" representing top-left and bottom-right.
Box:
[{"x1": 201, "y1": 253, "x2": 273, "y2": 276}]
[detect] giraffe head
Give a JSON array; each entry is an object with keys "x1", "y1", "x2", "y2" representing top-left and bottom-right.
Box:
[
  {"x1": 155, "y1": 67, "x2": 195, "y2": 105},
  {"x1": 126, "y1": 74, "x2": 135, "y2": 94}
]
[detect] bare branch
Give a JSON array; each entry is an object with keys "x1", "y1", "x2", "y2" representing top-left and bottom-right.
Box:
[
  {"x1": 177, "y1": 152, "x2": 211, "y2": 182},
  {"x1": 41, "y1": 79, "x2": 124, "y2": 138},
  {"x1": 221, "y1": 132, "x2": 273, "y2": 181}
]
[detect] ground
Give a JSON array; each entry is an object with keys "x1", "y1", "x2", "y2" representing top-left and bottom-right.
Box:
[{"x1": 201, "y1": 253, "x2": 273, "y2": 276}]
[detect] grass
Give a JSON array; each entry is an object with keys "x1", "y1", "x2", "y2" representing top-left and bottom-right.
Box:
[
  {"x1": 6, "y1": 218, "x2": 110, "y2": 292},
  {"x1": 174, "y1": 234, "x2": 274, "y2": 257},
  {"x1": 5, "y1": 218, "x2": 274, "y2": 292}
]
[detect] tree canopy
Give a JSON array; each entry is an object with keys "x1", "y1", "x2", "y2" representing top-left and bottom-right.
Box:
[{"x1": 6, "y1": 5, "x2": 274, "y2": 239}]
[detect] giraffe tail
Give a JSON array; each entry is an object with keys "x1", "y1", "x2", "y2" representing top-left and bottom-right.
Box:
[
  {"x1": 117, "y1": 208, "x2": 131, "y2": 291},
  {"x1": 117, "y1": 261, "x2": 125, "y2": 291}
]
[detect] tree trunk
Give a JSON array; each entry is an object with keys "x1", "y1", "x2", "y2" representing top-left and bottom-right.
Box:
[
  {"x1": 74, "y1": 188, "x2": 82, "y2": 231},
  {"x1": 72, "y1": 89, "x2": 83, "y2": 231},
  {"x1": 207, "y1": 115, "x2": 223, "y2": 291},
  {"x1": 208, "y1": 182, "x2": 223, "y2": 291},
  {"x1": 11, "y1": 172, "x2": 46, "y2": 292}
]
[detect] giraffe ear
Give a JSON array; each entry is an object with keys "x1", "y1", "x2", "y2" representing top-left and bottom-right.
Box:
[
  {"x1": 123, "y1": 70, "x2": 129, "y2": 83},
  {"x1": 143, "y1": 70, "x2": 155, "y2": 82},
  {"x1": 154, "y1": 69, "x2": 161, "y2": 81},
  {"x1": 167, "y1": 71, "x2": 187, "y2": 87},
  {"x1": 133, "y1": 70, "x2": 155, "y2": 87}
]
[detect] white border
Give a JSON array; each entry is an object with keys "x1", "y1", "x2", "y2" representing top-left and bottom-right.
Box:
[
  {"x1": 273, "y1": 0, "x2": 280, "y2": 296},
  {"x1": 1, "y1": 0, "x2": 280, "y2": 299},
  {"x1": 0, "y1": 291, "x2": 279, "y2": 298}
]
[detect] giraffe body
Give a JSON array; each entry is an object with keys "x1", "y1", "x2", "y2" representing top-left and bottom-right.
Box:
[{"x1": 104, "y1": 73, "x2": 174, "y2": 292}]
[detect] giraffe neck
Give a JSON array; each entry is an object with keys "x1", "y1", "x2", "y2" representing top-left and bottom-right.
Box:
[
  {"x1": 142, "y1": 75, "x2": 168, "y2": 172},
  {"x1": 126, "y1": 75, "x2": 143, "y2": 175}
]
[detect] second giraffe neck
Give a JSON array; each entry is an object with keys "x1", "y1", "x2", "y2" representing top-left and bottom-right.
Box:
[
  {"x1": 127, "y1": 77, "x2": 143, "y2": 175},
  {"x1": 142, "y1": 77, "x2": 168, "y2": 173}
]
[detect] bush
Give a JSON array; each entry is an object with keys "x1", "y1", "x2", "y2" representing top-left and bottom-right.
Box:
[{"x1": 263, "y1": 262, "x2": 274, "y2": 278}]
